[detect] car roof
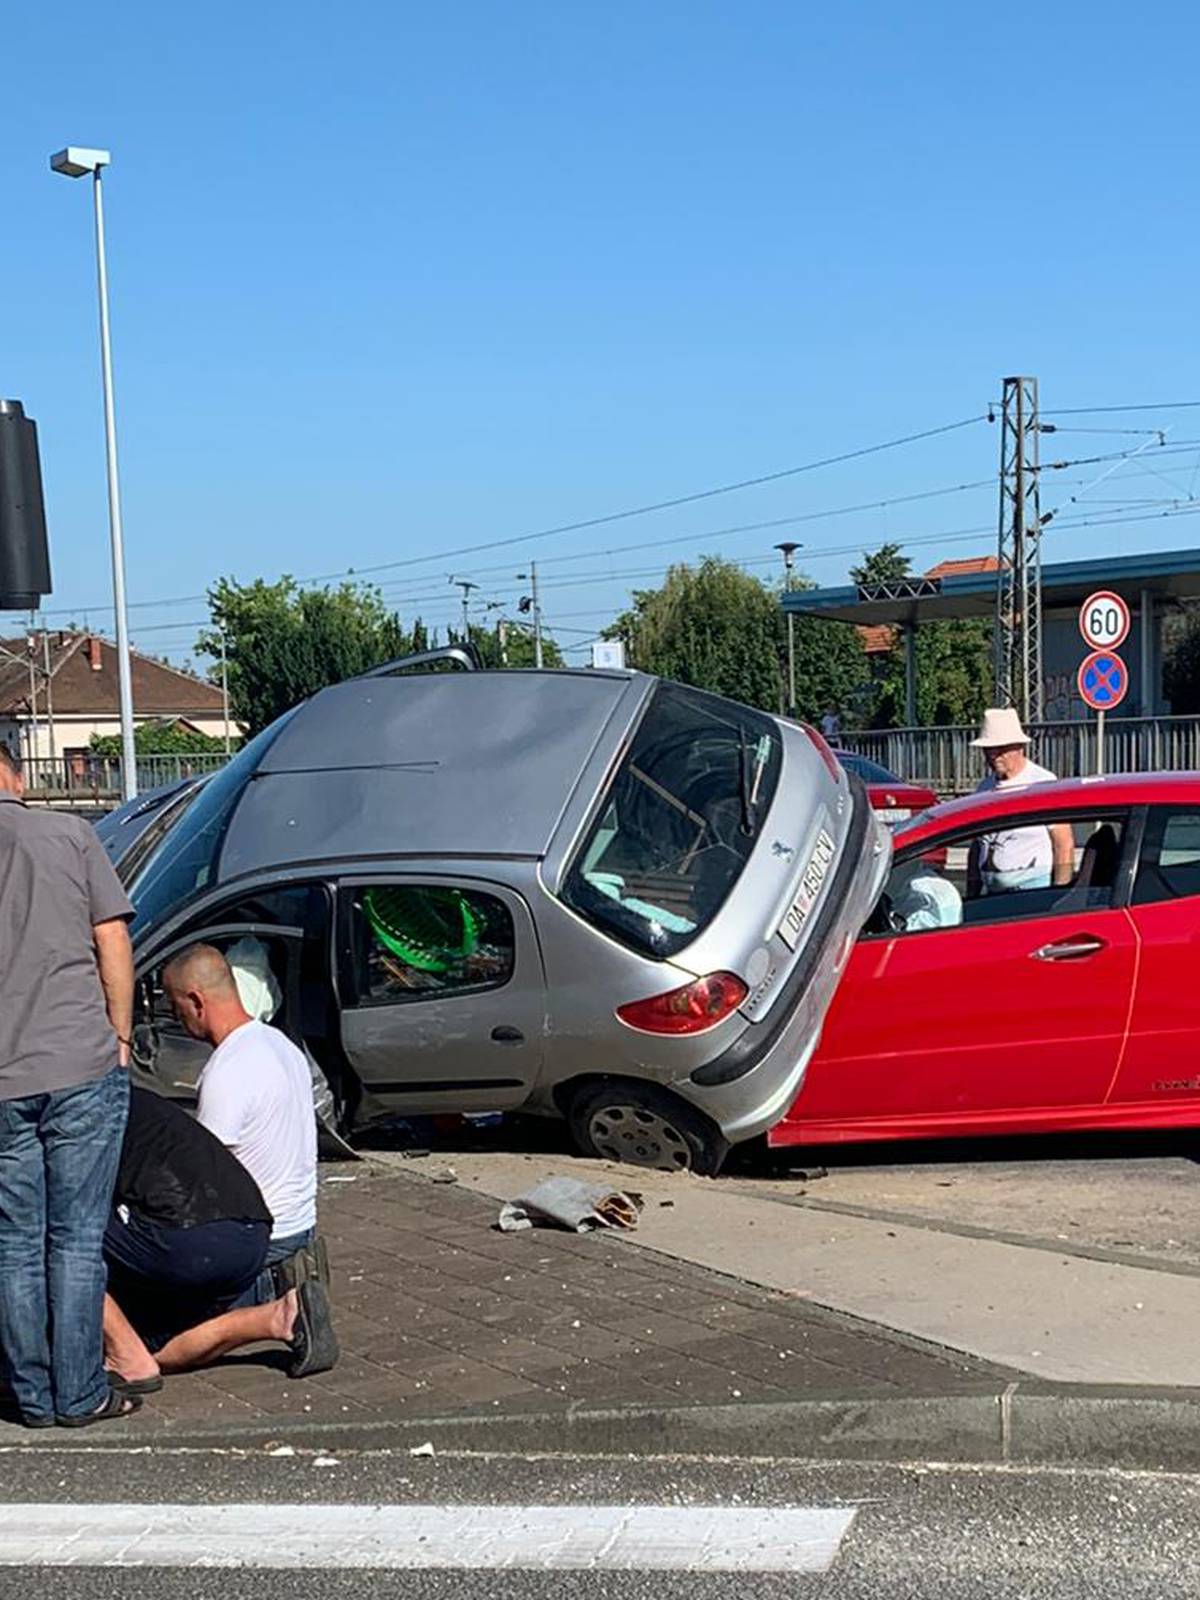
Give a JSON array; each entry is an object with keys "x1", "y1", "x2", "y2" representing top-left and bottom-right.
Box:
[
  {"x1": 220, "y1": 668, "x2": 651, "y2": 874},
  {"x1": 896, "y1": 771, "x2": 1200, "y2": 844}
]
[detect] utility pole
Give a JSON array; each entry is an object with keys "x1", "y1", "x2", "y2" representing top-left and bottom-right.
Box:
[
  {"x1": 219, "y1": 628, "x2": 231, "y2": 755},
  {"x1": 775, "y1": 542, "x2": 801, "y2": 717},
  {"x1": 26, "y1": 622, "x2": 38, "y2": 773},
  {"x1": 994, "y1": 376, "x2": 1045, "y2": 723},
  {"x1": 517, "y1": 564, "x2": 544, "y2": 668},
  {"x1": 41, "y1": 626, "x2": 56, "y2": 771}
]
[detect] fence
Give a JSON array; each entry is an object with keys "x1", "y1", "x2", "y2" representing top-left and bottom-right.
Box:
[
  {"x1": 22, "y1": 752, "x2": 233, "y2": 806},
  {"x1": 839, "y1": 715, "x2": 1200, "y2": 795}
]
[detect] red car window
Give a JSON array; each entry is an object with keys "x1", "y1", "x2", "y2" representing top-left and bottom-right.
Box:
[
  {"x1": 1133, "y1": 810, "x2": 1200, "y2": 905},
  {"x1": 867, "y1": 811, "x2": 1131, "y2": 938}
]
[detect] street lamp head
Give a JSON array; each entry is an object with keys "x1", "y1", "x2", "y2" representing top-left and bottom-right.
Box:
[
  {"x1": 50, "y1": 147, "x2": 111, "y2": 178},
  {"x1": 774, "y1": 541, "x2": 801, "y2": 564}
]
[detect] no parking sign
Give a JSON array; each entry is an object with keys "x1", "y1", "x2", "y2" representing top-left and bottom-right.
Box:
[{"x1": 1077, "y1": 650, "x2": 1128, "y2": 712}]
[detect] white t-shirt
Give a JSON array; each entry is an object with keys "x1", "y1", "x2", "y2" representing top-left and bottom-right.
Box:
[
  {"x1": 197, "y1": 1019, "x2": 317, "y2": 1239},
  {"x1": 975, "y1": 758, "x2": 1058, "y2": 886}
]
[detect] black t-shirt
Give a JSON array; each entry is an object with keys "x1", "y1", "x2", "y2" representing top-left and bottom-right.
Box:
[{"x1": 117, "y1": 1088, "x2": 271, "y2": 1229}]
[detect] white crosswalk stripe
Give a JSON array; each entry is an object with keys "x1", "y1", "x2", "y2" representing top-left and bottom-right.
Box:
[{"x1": 0, "y1": 1502, "x2": 856, "y2": 1571}]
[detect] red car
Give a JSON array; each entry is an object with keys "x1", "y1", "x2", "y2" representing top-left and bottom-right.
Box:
[
  {"x1": 770, "y1": 772, "x2": 1200, "y2": 1151},
  {"x1": 833, "y1": 751, "x2": 938, "y2": 829}
]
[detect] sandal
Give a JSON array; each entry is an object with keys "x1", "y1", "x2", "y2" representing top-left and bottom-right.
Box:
[
  {"x1": 287, "y1": 1279, "x2": 339, "y2": 1379},
  {"x1": 107, "y1": 1372, "x2": 164, "y2": 1396},
  {"x1": 56, "y1": 1389, "x2": 143, "y2": 1428}
]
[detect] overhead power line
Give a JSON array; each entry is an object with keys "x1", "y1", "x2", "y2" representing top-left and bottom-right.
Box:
[
  {"x1": 296, "y1": 413, "x2": 992, "y2": 584},
  {"x1": 1041, "y1": 401, "x2": 1200, "y2": 416}
]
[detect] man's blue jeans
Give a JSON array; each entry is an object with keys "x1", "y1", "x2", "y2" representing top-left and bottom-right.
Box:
[
  {"x1": 0, "y1": 1067, "x2": 129, "y2": 1421},
  {"x1": 233, "y1": 1227, "x2": 316, "y2": 1308}
]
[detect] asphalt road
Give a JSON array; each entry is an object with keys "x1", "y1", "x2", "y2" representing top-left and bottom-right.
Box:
[{"x1": 0, "y1": 1444, "x2": 1196, "y2": 1597}]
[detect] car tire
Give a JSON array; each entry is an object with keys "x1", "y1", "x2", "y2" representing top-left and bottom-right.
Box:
[{"x1": 566, "y1": 1080, "x2": 729, "y2": 1176}]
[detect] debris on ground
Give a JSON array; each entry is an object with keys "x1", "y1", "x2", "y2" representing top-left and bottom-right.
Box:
[
  {"x1": 409, "y1": 1441, "x2": 436, "y2": 1458},
  {"x1": 431, "y1": 1168, "x2": 458, "y2": 1185},
  {"x1": 497, "y1": 1175, "x2": 644, "y2": 1234}
]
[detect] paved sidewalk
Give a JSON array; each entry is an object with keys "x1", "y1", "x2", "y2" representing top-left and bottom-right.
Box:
[{"x1": 61, "y1": 1163, "x2": 1007, "y2": 1435}]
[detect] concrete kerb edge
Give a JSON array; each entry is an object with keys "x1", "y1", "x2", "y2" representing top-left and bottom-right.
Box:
[{"x1": 13, "y1": 1389, "x2": 1200, "y2": 1470}]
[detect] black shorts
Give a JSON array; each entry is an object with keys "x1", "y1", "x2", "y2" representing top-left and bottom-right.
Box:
[{"x1": 104, "y1": 1210, "x2": 271, "y2": 1351}]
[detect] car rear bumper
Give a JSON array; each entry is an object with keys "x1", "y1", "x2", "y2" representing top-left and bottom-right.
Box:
[{"x1": 674, "y1": 780, "x2": 891, "y2": 1144}]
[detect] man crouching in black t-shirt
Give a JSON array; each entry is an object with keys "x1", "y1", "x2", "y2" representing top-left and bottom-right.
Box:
[{"x1": 102, "y1": 1089, "x2": 338, "y2": 1390}]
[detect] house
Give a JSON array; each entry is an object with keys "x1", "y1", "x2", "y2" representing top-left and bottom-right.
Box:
[{"x1": 0, "y1": 632, "x2": 233, "y2": 769}]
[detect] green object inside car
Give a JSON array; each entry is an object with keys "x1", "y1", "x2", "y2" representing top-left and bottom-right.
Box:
[{"x1": 363, "y1": 886, "x2": 484, "y2": 974}]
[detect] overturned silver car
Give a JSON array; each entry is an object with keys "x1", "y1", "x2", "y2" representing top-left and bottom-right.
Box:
[{"x1": 126, "y1": 655, "x2": 889, "y2": 1172}]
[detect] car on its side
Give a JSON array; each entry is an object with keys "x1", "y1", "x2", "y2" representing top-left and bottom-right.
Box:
[
  {"x1": 770, "y1": 773, "x2": 1200, "y2": 1153},
  {"x1": 121, "y1": 655, "x2": 889, "y2": 1174},
  {"x1": 833, "y1": 750, "x2": 938, "y2": 829}
]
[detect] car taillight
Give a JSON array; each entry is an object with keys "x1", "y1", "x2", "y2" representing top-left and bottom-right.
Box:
[
  {"x1": 616, "y1": 972, "x2": 749, "y2": 1035},
  {"x1": 801, "y1": 723, "x2": 843, "y2": 783}
]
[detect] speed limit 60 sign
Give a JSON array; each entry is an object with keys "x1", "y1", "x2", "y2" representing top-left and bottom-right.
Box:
[{"x1": 1080, "y1": 590, "x2": 1131, "y2": 651}]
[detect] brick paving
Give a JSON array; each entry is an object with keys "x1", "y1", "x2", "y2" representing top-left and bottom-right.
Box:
[{"x1": 95, "y1": 1163, "x2": 1011, "y2": 1432}]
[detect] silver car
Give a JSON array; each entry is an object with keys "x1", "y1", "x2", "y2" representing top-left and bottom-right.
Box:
[{"x1": 125, "y1": 655, "x2": 889, "y2": 1172}]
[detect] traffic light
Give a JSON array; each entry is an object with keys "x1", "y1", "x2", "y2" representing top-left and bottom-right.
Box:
[{"x1": 0, "y1": 400, "x2": 51, "y2": 609}]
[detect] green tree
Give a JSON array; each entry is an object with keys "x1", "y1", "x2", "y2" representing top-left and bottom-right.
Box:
[
  {"x1": 199, "y1": 578, "x2": 423, "y2": 734},
  {"x1": 850, "y1": 543, "x2": 912, "y2": 587},
  {"x1": 607, "y1": 556, "x2": 867, "y2": 718},
  {"x1": 451, "y1": 621, "x2": 564, "y2": 669},
  {"x1": 90, "y1": 721, "x2": 229, "y2": 758},
  {"x1": 849, "y1": 545, "x2": 993, "y2": 728}
]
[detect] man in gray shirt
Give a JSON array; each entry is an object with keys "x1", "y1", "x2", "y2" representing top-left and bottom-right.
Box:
[{"x1": 0, "y1": 745, "x2": 139, "y2": 1427}]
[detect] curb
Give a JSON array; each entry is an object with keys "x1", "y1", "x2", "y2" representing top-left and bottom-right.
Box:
[{"x1": 26, "y1": 1387, "x2": 1200, "y2": 1472}]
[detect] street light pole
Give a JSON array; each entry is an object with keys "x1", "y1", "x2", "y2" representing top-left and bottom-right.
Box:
[
  {"x1": 451, "y1": 577, "x2": 478, "y2": 641},
  {"x1": 51, "y1": 147, "x2": 138, "y2": 800},
  {"x1": 775, "y1": 542, "x2": 801, "y2": 718}
]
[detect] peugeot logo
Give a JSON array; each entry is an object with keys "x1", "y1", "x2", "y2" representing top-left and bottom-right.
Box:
[{"x1": 772, "y1": 841, "x2": 795, "y2": 860}]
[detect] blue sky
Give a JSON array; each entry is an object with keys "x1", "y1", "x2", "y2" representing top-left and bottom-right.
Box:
[{"x1": 2, "y1": 1, "x2": 1199, "y2": 665}]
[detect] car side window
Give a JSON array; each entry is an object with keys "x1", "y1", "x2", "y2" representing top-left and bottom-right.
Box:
[
  {"x1": 348, "y1": 884, "x2": 515, "y2": 1005},
  {"x1": 1133, "y1": 811, "x2": 1200, "y2": 904},
  {"x1": 867, "y1": 813, "x2": 1128, "y2": 938}
]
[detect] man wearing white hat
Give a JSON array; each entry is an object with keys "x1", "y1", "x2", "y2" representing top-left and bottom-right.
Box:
[{"x1": 969, "y1": 708, "x2": 1074, "y2": 895}]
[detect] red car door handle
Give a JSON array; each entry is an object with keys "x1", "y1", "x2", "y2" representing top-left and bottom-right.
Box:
[{"x1": 1031, "y1": 935, "x2": 1107, "y2": 962}]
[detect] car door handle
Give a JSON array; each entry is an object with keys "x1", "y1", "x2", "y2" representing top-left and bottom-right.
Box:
[
  {"x1": 1031, "y1": 935, "x2": 1108, "y2": 962},
  {"x1": 490, "y1": 1026, "x2": 525, "y2": 1045}
]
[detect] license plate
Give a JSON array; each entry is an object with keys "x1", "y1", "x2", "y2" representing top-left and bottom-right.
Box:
[
  {"x1": 877, "y1": 807, "x2": 912, "y2": 826},
  {"x1": 778, "y1": 828, "x2": 837, "y2": 950}
]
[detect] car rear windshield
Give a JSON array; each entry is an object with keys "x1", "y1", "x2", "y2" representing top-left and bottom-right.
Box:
[
  {"x1": 836, "y1": 752, "x2": 899, "y2": 785},
  {"x1": 127, "y1": 713, "x2": 298, "y2": 937},
  {"x1": 561, "y1": 682, "x2": 782, "y2": 958}
]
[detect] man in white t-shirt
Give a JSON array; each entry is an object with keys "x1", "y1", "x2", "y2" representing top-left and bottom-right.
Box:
[
  {"x1": 163, "y1": 945, "x2": 323, "y2": 1304},
  {"x1": 969, "y1": 708, "x2": 1075, "y2": 895}
]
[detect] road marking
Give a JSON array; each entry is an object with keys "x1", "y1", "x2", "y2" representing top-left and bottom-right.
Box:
[{"x1": 0, "y1": 1503, "x2": 855, "y2": 1570}]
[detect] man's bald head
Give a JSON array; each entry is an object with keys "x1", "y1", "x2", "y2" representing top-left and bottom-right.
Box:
[
  {"x1": 163, "y1": 943, "x2": 248, "y2": 1045},
  {"x1": 163, "y1": 944, "x2": 238, "y2": 998}
]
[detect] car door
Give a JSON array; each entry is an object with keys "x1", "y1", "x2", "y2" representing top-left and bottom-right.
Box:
[
  {"x1": 335, "y1": 875, "x2": 546, "y2": 1113},
  {"x1": 131, "y1": 880, "x2": 338, "y2": 1102},
  {"x1": 791, "y1": 808, "x2": 1138, "y2": 1126},
  {"x1": 133, "y1": 919, "x2": 309, "y2": 1101},
  {"x1": 1109, "y1": 806, "x2": 1200, "y2": 1106}
]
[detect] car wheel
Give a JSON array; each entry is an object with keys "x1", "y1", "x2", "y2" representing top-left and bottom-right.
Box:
[{"x1": 566, "y1": 1081, "x2": 729, "y2": 1176}]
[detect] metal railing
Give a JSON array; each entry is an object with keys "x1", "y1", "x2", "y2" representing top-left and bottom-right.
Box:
[
  {"x1": 839, "y1": 715, "x2": 1200, "y2": 796},
  {"x1": 22, "y1": 752, "x2": 233, "y2": 805}
]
